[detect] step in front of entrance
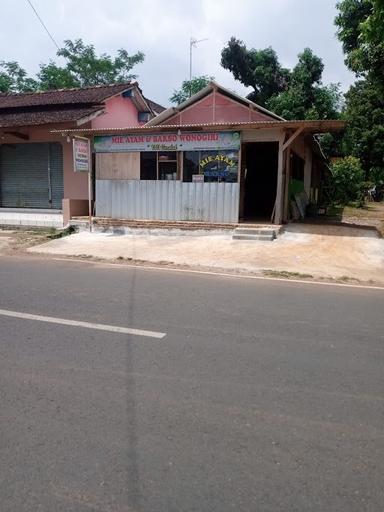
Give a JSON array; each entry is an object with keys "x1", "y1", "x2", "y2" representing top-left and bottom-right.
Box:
[{"x1": 232, "y1": 226, "x2": 281, "y2": 241}]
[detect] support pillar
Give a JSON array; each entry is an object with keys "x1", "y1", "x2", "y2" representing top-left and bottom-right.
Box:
[
  {"x1": 304, "y1": 144, "x2": 312, "y2": 198},
  {"x1": 274, "y1": 139, "x2": 284, "y2": 224}
]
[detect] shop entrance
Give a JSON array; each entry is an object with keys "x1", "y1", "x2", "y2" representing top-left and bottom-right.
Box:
[{"x1": 242, "y1": 142, "x2": 278, "y2": 221}]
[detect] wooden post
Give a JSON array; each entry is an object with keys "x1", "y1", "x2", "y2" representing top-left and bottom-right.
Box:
[
  {"x1": 283, "y1": 149, "x2": 291, "y2": 221},
  {"x1": 304, "y1": 144, "x2": 312, "y2": 198},
  {"x1": 274, "y1": 138, "x2": 284, "y2": 224}
]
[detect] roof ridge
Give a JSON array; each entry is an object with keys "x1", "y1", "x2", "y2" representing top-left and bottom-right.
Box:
[{"x1": 0, "y1": 81, "x2": 134, "y2": 99}]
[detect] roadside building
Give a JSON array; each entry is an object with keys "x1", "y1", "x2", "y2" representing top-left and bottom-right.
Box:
[
  {"x1": 0, "y1": 82, "x2": 161, "y2": 227},
  {"x1": 59, "y1": 82, "x2": 344, "y2": 225}
]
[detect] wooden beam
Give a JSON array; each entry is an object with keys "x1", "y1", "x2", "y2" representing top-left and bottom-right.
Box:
[
  {"x1": 273, "y1": 138, "x2": 284, "y2": 224},
  {"x1": 4, "y1": 131, "x2": 29, "y2": 141},
  {"x1": 304, "y1": 144, "x2": 313, "y2": 197},
  {"x1": 282, "y1": 126, "x2": 304, "y2": 152}
]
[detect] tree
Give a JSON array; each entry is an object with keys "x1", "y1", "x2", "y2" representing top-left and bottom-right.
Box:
[
  {"x1": 0, "y1": 61, "x2": 37, "y2": 93},
  {"x1": 170, "y1": 75, "x2": 214, "y2": 104},
  {"x1": 221, "y1": 40, "x2": 341, "y2": 120},
  {"x1": 37, "y1": 62, "x2": 79, "y2": 90},
  {"x1": 342, "y1": 79, "x2": 384, "y2": 179},
  {"x1": 221, "y1": 38, "x2": 289, "y2": 105},
  {"x1": 335, "y1": 0, "x2": 383, "y2": 79},
  {"x1": 335, "y1": 0, "x2": 384, "y2": 183},
  {"x1": 0, "y1": 39, "x2": 144, "y2": 93},
  {"x1": 38, "y1": 39, "x2": 145, "y2": 89},
  {"x1": 267, "y1": 49, "x2": 342, "y2": 120}
]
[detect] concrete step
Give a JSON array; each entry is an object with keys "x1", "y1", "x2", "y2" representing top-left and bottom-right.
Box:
[
  {"x1": 232, "y1": 226, "x2": 279, "y2": 241},
  {"x1": 233, "y1": 233, "x2": 276, "y2": 241},
  {"x1": 234, "y1": 228, "x2": 276, "y2": 236}
]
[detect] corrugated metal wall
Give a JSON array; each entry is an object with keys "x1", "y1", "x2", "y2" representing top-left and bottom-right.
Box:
[
  {"x1": 0, "y1": 143, "x2": 63, "y2": 209},
  {"x1": 96, "y1": 180, "x2": 239, "y2": 223}
]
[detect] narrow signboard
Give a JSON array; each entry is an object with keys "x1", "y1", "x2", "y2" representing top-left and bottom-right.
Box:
[{"x1": 73, "y1": 137, "x2": 91, "y2": 172}]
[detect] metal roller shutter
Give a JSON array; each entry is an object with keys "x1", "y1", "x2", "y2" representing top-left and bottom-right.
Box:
[
  {"x1": 0, "y1": 142, "x2": 63, "y2": 209},
  {"x1": 49, "y1": 143, "x2": 64, "y2": 209}
]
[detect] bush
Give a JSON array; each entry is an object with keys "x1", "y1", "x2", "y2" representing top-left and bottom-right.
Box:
[
  {"x1": 328, "y1": 156, "x2": 365, "y2": 205},
  {"x1": 369, "y1": 167, "x2": 384, "y2": 186}
]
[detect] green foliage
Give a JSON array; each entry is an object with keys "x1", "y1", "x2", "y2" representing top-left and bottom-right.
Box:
[
  {"x1": 221, "y1": 40, "x2": 341, "y2": 120},
  {"x1": 267, "y1": 49, "x2": 341, "y2": 120},
  {"x1": 328, "y1": 156, "x2": 365, "y2": 204},
  {"x1": 170, "y1": 75, "x2": 214, "y2": 104},
  {"x1": 342, "y1": 79, "x2": 384, "y2": 182},
  {"x1": 316, "y1": 132, "x2": 345, "y2": 160},
  {"x1": 369, "y1": 166, "x2": 384, "y2": 185},
  {"x1": 0, "y1": 39, "x2": 144, "y2": 93},
  {"x1": 335, "y1": 0, "x2": 383, "y2": 79},
  {"x1": 335, "y1": 1, "x2": 384, "y2": 182},
  {"x1": 221, "y1": 38, "x2": 289, "y2": 105},
  {"x1": 0, "y1": 61, "x2": 38, "y2": 93},
  {"x1": 38, "y1": 39, "x2": 144, "y2": 89},
  {"x1": 37, "y1": 62, "x2": 78, "y2": 90}
]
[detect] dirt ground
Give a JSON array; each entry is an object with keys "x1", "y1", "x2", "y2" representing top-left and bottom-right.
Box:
[
  {"x1": 0, "y1": 228, "x2": 55, "y2": 255},
  {"x1": 341, "y1": 202, "x2": 384, "y2": 236},
  {"x1": 23, "y1": 222, "x2": 384, "y2": 285}
]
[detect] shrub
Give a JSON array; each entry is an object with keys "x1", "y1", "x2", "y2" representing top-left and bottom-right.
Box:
[{"x1": 328, "y1": 156, "x2": 365, "y2": 205}]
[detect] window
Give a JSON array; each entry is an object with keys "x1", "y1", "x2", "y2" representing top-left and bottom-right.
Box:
[
  {"x1": 183, "y1": 150, "x2": 239, "y2": 183},
  {"x1": 140, "y1": 151, "x2": 178, "y2": 180},
  {"x1": 140, "y1": 152, "x2": 157, "y2": 180},
  {"x1": 138, "y1": 111, "x2": 151, "y2": 123}
]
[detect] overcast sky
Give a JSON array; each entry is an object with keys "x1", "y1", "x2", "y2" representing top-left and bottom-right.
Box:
[{"x1": 1, "y1": 0, "x2": 355, "y2": 106}]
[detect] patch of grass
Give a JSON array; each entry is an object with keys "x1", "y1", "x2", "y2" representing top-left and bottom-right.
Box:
[
  {"x1": 47, "y1": 225, "x2": 76, "y2": 240},
  {"x1": 325, "y1": 205, "x2": 344, "y2": 218},
  {"x1": 342, "y1": 202, "x2": 384, "y2": 220},
  {"x1": 263, "y1": 270, "x2": 314, "y2": 279},
  {"x1": 336, "y1": 275, "x2": 360, "y2": 283}
]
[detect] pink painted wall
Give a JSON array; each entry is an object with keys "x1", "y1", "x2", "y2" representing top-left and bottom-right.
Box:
[
  {"x1": 164, "y1": 91, "x2": 275, "y2": 125},
  {"x1": 91, "y1": 95, "x2": 143, "y2": 129}
]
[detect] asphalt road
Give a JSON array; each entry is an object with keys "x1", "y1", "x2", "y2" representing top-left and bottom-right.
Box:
[{"x1": 0, "y1": 256, "x2": 383, "y2": 512}]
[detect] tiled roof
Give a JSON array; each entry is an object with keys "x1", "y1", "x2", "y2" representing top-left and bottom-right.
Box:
[
  {"x1": 144, "y1": 97, "x2": 166, "y2": 114},
  {"x1": 0, "y1": 106, "x2": 103, "y2": 128},
  {"x1": 0, "y1": 82, "x2": 133, "y2": 108}
]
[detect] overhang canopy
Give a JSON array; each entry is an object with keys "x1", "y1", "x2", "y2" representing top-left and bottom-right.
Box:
[{"x1": 50, "y1": 119, "x2": 345, "y2": 135}]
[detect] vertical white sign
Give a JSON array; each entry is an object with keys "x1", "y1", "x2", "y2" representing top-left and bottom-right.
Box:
[{"x1": 73, "y1": 137, "x2": 91, "y2": 172}]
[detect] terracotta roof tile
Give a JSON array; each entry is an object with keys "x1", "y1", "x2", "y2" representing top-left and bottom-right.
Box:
[
  {"x1": 0, "y1": 106, "x2": 103, "y2": 128},
  {"x1": 144, "y1": 97, "x2": 166, "y2": 114},
  {"x1": 0, "y1": 82, "x2": 133, "y2": 109}
]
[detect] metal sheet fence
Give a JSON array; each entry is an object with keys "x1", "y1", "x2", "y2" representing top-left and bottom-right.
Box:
[{"x1": 96, "y1": 180, "x2": 239, "y2": 223}]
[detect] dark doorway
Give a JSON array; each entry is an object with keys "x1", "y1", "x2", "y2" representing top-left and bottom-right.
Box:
[{"x1": 243, "y1": 142, "x2": 278, "y2": 220}]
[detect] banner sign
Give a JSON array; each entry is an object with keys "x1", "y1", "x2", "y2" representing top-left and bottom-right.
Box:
[
  {"x1": 73, "y1": 137, "x2": 91, "y2": 172},
  {"x1": 93, "y1": 131, "x2": 241, "y2": 153}
]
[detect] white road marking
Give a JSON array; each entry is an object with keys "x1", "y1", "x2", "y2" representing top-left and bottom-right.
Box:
[{"x1": 0, "y1": 308, "x2": 166, "y2": 339}]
